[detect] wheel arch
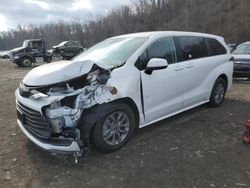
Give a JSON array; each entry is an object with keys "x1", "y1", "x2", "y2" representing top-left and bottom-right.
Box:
[
  {"x1": 79, "y1": 97, "x2": 140, "y2": 146},
  {"x1": 217, "y1": 74, "x2": 228, "y2": 90},
  {"x1": 112, "y1": 97, "x2": 140, "y2": 128},
  {"x1": 209, "y1": 73, "x2": 228, "y2": 107},
  {"x1": 21, "y1": 55, "x2": 34, "y2": 63}
]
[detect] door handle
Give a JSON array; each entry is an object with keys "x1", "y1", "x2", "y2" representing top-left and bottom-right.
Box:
[
  {"x1": 186, "y1": 64, "x2": 194, "y2": 69},
  {"x1": 174, "y1": 66, "x2": 184, "y2": 71}
]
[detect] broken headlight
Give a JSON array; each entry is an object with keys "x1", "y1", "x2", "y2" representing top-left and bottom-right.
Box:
[{"x1": 86, "y1": 70, "x2": 100, "y2": 82}]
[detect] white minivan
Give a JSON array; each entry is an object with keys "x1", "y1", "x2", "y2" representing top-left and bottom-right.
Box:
[{"x1": 16, "y1": 31, "x2": 233, "y2": 157}]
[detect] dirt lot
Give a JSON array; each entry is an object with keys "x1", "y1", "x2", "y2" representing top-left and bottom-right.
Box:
[{"x1": 1, "y1": 59, "x2": 250, "y2": 188}]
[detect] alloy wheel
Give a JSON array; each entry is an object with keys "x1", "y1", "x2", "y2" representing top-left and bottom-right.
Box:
[
  {"x1": 102, "y1": 111, "x2": 130, "y2": 146},
  {"x1": 214, "y1": 82, "x2": 225, "y2": 104}
]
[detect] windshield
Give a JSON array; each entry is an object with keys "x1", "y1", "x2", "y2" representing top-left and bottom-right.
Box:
[
  {"x1": 73, "y1": 37, "x2": 148, "y2": 66},
  {"x1": 22, "y1": 40, "x2": 29, "y2": 48},
  {"x1": 58, "y1": 41, "x2": 67, "y2": 46},
  {"x1": 234, "y1": 43, "x2": 250, "y2": 54}
]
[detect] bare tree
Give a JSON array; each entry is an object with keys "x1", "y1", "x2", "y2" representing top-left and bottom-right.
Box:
[{"x1": 0, "y1": 0, "x2": 249, "y2": 50}]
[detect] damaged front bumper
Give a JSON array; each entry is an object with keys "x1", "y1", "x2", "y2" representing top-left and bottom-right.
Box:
[
  {"x1": 15, "y1": 88, "x2": 84, "y2": 154},
  {"x1": 17, "y1": 119, "x2": 81, "y2": 154},
  {"x1": 16, "y1": 89, "x2": 83, "y2": 154}
]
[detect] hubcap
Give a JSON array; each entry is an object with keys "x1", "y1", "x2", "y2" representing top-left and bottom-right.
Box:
[
  {"x1": 23, "y1": 59, "x2": 31, "y2": 66},
  {"x1": 214, "y1": 82, "x2": 225, "y2": 104},
  {"x1": 102, "y1": 111, "x2": 130, "y2": 146}
]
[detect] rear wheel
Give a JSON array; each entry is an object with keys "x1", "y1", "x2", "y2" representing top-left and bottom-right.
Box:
[
  {"x1": 78, "y1": 49, "x2": 83, "y2": 54},
  {"x1": 209, "y1": 78, "x2": 226, "y2": 107},
  {"x1": 21, "y1": 58, "x2": 32, "y2": 67},
  {"x1": 91, "y1": 103, "x2": 136, "y2": 152},
  {"x1": 46, "y1": 57, "x2": 52, "y2": 63}
]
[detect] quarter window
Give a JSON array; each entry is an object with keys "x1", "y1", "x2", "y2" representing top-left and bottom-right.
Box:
[
  {"x1": 207, "y1": 38, "x2": 227, "y2": 55},
  {"x1": 177, "y1": 36, "x2": 208, "y2": 61},
  {"x1": 136, "y1": 37, "x2": 177, "y2": 70}
]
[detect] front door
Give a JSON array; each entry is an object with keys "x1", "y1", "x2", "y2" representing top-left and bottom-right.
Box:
[
  {"x1": 30, "y1": 41, "x2": 44, "y2": 62},
  {"x1": 137, "y1": 37, "x2": 187, "y2": 123}
]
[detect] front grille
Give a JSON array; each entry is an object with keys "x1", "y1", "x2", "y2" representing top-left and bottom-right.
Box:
[{"x1": 16, "y1": 101, "x2": 51, "y2": 139}]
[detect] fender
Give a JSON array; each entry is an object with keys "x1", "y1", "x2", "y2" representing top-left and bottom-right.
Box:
[{"x1": 20, "y1": 53, "x2": 35, "y2": 63}]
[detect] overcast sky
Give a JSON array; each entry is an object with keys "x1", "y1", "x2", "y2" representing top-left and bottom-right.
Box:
[{"x1": 0, "y1": 0, "x2": 132, "y2": 31}]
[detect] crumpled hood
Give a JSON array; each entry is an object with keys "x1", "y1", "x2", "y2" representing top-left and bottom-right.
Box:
[
  {"x1": 233, "y1": 54, "x2": 250, "y2": 61},
  {"x1": 23, "y1": 60, "x2": 113, "y2": 86}
]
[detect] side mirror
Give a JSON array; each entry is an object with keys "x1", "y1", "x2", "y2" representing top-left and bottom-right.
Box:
[{"x1": 145, "y1": 58, "x2": 168, "y2": 75}]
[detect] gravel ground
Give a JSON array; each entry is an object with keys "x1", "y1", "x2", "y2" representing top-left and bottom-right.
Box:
[{"x1": 0, "y1": 59, "x2": 250, "y2": 188}]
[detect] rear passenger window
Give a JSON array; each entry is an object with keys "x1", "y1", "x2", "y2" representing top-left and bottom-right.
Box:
[
  {"x1": 207, "y1": 38, "x2": 227, "y2": 55},
  {"x1": 135, "y1": 37, "x2": 177, "y2": 70},
  {"x1": 177, "y1": 36, "x2": 208, "y2": 61},
  {"x1": 66, "y1": 42, "x2": 73, "y2": 46}
]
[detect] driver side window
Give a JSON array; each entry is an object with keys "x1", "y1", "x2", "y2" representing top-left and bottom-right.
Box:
[
  {"x1": 136, "y1": 37, "x2": 177, "y2": 70},
  {"x1": 31, "y1": 41, "x2": 42, "y2": 49}
]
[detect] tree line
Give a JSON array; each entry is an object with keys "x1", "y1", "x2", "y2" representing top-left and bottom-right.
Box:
[{"x1": 0, "y1": 0, "x2": 249, "y2": 50}]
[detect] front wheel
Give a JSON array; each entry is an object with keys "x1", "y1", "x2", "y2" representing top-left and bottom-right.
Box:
[
  {"x1": 209, "y1": 78, "x2": 226, "y2": 107},
  {"x1": 60, "y1": 49, "x2": 64, "y2": 55},
  {"x1": 91, "y1": 103, "x2": 136, "y2": 152},
  {"x1": 21, "y1": 58, "x2": 32, "y2": 67}
]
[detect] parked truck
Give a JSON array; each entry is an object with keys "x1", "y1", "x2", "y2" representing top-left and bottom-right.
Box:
[{"x1": 10, "y1": 39, "x2": 52, "y2": 67}]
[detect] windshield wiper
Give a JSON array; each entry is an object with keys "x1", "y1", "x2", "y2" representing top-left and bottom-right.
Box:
[{"x1": 112, "y1": 61, "x2": 126, "y2": 70}]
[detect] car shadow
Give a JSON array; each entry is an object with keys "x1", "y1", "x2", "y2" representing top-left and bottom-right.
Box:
[
  {"x1": 24, "y1": 98, "x2": 250, "y2": 187},
  {"x1": 26, "y1": 102, "x2": 210, "y2": 164}
]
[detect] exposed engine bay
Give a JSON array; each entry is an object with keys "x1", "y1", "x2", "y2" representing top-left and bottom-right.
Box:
[{"x1": 18, "y1": 64, "x2": 118, "y2": 162}]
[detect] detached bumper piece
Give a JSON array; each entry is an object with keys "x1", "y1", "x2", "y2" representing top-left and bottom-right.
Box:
[{"x1": 16, "y1": 101, "x2": 81, "y2": 154}]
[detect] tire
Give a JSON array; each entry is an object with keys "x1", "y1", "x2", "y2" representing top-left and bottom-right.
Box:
[
  {"x1": 21, "y1": 57, "x2": 32, "y2": 67},
  {"x1": 78, "y1": 49, "x2": 83, "y2": 54},
  {"x1": 209, "y1": 78, "x2": 226, "y2": 107},
  {"x1": 46, "y1": 57, "x2": 52, "y2": 63},
  {"x1": 91, "y1": 102, "x2": 136, "y2": 152}
]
